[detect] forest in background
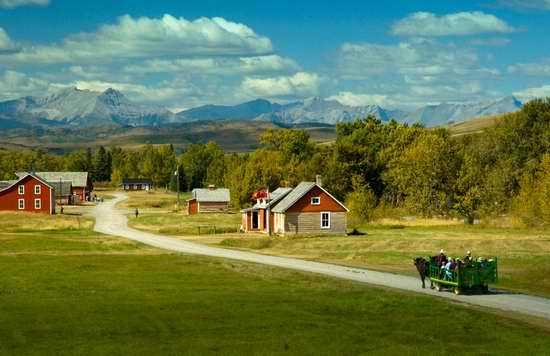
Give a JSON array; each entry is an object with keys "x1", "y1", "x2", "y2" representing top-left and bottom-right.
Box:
[{"x1": 1, "y1": 99, "x2": 549, "y2": 228}]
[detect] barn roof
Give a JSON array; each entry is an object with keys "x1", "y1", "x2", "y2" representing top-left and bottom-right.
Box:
[
  {"x1": 17, "y1": 172, "x2": 89, "y2": 187},
  {"x1": 240, "y1": 187, "x2": 293, "y2": 212},
  {"x1": 271, "y1": 182, "x2": 348, "y2": 213},
  {"x1": 191, "y1": 188, "x2": 230, "y2": 203},
  {"x1": 49, "y1": 181, "x2": 72, "y2": 197},
  {"x1": 0, "y1": 180, "x2": 16, "y2": 190}
]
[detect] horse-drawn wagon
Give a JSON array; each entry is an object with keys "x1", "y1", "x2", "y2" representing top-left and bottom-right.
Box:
[{"x1": 428, "y1": 257, "x2": 498, "y2": 295}]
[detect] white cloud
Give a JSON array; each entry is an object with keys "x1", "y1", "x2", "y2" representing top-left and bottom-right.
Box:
[
  {"x1": 328, "y1": 92, "x2": 395, "y2": 107},
  {"x1": 0, "y1": 27, "x2": 17, "y2": 52},
  {"x1": 240, "y1": 72, "x2": 320, "y2": 98},
  {"x1": 508, "y1": 60, "x2": 550, "y2": 76},
  {"x1": 495, "y1": 0, "x2": 550, "y2": 10},
  {"x1": 0, "y1": 0, "x2": 48, "y2": 8},
  {"x1": 3, "y1": 15, "x2": 273, "y2": 64},
  {"x1": 391, "y1": 12, "x2": 516, "y2": 37},
  {"x1": 124, "y1": 55, "x2": 300, "y2": 75},
  {"x1": 335, "y1": 38, "x2": 501, "y2": 105},
  {"x1": 514, "y1": 85, "x2": 550, "y2": 101},
  {"x1": 469, "y1": 38, "x2": 511, "y2": 46},
  {"x1": 0, "y1": 70, "x2": 49, "y2": 100}
]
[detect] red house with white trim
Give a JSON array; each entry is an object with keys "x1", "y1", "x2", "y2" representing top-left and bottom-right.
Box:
[
  {"x1": 241, "y1": 177, "x2": 348, "y2": 236},
  {"x1": 0, "y1": 173, "x2": 56, "y2": 214}
]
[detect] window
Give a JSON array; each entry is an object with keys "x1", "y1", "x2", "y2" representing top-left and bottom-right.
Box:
[
  {"x1": 35, "y1": 199, "x2": 41, "y2": 210},
  {"x1": 321, "y1": 212, "x2": 331, "y2": 229},
  {"x1": 18, "y1": 199, "x2": 24, "y2": 210},
  {"x1": 34, "y1": 185, "x2": 41, "y2": 194},
  {"x1": 311, "y1": 197, "x2": 321, "y2": 205},
  {"x1": 18, "y1": 185, "x2": 24, "y2": 195}
]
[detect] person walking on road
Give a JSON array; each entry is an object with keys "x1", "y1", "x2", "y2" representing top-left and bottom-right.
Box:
[{"x1": 135, "y1": 208, "x2": 139, "y2": 219}]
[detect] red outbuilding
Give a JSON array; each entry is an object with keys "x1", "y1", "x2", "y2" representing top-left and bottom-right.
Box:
[{"x1": 0, "y1": 173, "x2": 56, "y2": 214}]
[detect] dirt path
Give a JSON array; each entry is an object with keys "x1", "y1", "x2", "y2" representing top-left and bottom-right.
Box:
[{"x1": 93, "y1": 193, "x2": 550, "y2": 321}]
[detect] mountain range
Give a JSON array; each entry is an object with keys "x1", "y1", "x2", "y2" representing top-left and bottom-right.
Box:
[{"x1": 0, "y1": 87, "x2": 524, "y2": 129}]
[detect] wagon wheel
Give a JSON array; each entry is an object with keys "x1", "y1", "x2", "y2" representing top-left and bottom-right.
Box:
[{"x1": 454, "y1": 287, "x2": 461, "y2": 295}]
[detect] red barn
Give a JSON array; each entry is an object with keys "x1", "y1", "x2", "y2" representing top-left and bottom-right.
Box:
[{"x1": 0, "y1": 173, "x2": 56, "y2": 214}]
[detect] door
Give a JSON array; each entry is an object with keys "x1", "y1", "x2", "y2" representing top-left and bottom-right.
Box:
[{"x1": 252, "y1": 211, "x2": 259, "y2": 229}]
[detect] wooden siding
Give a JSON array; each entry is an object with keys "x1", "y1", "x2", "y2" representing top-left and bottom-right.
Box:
[
  {"x1": 285, "y1": 186, "x2": 347, "y2": 213},
  {"x1": 0, "y1": 176, "x2": 55, "y2": 214},
  {"x1": 198, "y1": 201, "x2": 229, "y2": 213},
  {"x1": 283, "y1": 212, "x2": 347, "y2": 235}
]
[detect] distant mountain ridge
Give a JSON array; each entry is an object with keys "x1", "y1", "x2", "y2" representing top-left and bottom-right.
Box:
[
  {"x1": 0, "y1": 87, "x2": 174, "y2": 128},
  {"x1": 0, "y1": 87, "x2": 524, "y2": 129}
]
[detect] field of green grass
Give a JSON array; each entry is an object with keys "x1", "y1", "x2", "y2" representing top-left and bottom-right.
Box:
[
  {"x1": 130, "y1": 211, "x2": 242, "y2": 235},
  {"x1": 2, "y1": 221, "x2": 550, "y2": 354},
  {"x1": 200, "y1": 223, "x2": 550, "y2": 298},
  {"x1": 117, "y1": 190, "x2": 187, "y2": 211}
]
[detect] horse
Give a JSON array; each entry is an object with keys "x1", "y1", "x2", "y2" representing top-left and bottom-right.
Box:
[{"x1": 413, "y1": 257, "x2": 433, "y2": 289}]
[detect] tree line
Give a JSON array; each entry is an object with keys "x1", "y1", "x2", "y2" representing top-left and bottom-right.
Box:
[{"x1": 1, "y1": 98, "x2": 549, "y2": 227}]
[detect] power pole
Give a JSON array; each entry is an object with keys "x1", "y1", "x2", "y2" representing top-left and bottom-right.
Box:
[
  {"x1": 266, "y1": 186, "x2": 271, "y2": 237},
  {"x1": 175, "y1": 166, "x2": 180, "y2": 209}
]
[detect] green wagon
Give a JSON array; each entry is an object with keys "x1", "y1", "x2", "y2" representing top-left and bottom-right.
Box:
[{"x1": 428, "y1": 257, "x2": 498, "y2": 295}]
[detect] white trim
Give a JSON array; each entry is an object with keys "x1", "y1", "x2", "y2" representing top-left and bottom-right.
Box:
[
  {"x1": 276, "y1": 183, "x2": 349, "y2": 213},
  {"x1": 34, "y1": 198, "x2": 41, "y2": 210},
  {"x1": 34, "y1": 184, "x2": 41, "y2": 195},
  {"x1": 18, "y1": 199, "x2": 25, "y2": 210},
  {"x1": 18, "y1": 185, "x2": 25, "y2": 195},
  {"x1": 311, "y1": 196, "x2": 321, "y2": 205},
  {"x1": 321, "y1": 212, "x2": 331, "y2": 229}
]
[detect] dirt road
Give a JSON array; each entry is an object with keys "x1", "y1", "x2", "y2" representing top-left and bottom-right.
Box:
[{"x1": 93, "y1": 193, "x2": 550, "y2": 321}]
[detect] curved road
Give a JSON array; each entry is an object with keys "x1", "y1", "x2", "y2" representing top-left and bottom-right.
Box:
[{"x1": 94, "y1": 193, "x2": 550, "y2": 321}]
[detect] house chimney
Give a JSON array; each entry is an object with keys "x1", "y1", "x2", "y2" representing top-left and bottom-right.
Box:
[
  {"x1": 208, "y1": 184, "x2": 216, "y2": 191},
  {"x1": 316, "y1": 175, "x2": 322, "y2": 187}
]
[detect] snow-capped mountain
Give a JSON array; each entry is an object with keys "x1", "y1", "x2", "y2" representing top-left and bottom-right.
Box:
[
  {"x1": 402, "y1": 96, "x2": 523, "y2": 127},
  {"x1": 256, "y1": 97, "x2": 405, "y2": 125},
  {"x1": 0, "y1": 88, "x2": 524, "y2": 129},
  {"x1": 0, "y1": 87, "x2": 174, "y2": 127}
]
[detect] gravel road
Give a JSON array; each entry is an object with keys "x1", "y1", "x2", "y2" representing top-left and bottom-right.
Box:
[{"x1": 93, "y1": 193, "x2": 550, "y2": 321}]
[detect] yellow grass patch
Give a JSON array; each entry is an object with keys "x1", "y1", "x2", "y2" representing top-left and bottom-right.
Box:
[{"x1": 0, "y1": 211, "x2": 94, "y2": 231}]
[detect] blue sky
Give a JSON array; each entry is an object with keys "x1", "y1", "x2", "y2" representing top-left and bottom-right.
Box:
[{"x1": 1, "y1": 0, "x2": 550, "y2": 110}]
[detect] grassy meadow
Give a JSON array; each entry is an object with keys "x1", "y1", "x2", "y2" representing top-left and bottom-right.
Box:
[{"x1": 2, "y1": 221, "x2": 550, "y2": 354}]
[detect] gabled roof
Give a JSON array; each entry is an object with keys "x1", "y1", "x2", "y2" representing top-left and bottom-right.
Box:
[
  {"x1": 191, "y1": 188, "x2": 230, "y2": 203},
  {"x1": 16, "y1": 172, "x2": 89, "y2": 187},
  {"x1": 49, "y1": 181, "x2": 72, "y2": 197},
  {"x1": 240, "y1": 187, "x2": 293, "y2": 212},
  {"x1": 0, "y1": 180, "x2": 16, "y2": 190},
  {"x1": 0, "y1": 173, "x2": 54, "y2": 194},
  {"x1": 271, "y1": 182, "x2": 349, "y2": 213}
]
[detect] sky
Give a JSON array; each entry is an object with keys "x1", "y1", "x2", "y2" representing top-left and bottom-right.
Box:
[{"x1": 0, "y1": 0, "x2": 550, "y2": 111}]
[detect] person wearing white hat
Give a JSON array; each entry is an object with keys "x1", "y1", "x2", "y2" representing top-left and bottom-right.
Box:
[{"x1": 464, "y1": 250, "x2": 473, "y2": 264}]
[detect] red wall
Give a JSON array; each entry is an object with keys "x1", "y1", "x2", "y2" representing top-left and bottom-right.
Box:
[
  {"x1": 187, "y1": 199, "x2": 198, "y2": 215},
  {"x1": 73, "y1": 187, "x2": 86, "y2": 202},
  {"x1": 286, "y1": 186, "x2": 347, "y2": 213},
  {"x1": 0, "y1": 176, "x2": 54, "y2": 214}
]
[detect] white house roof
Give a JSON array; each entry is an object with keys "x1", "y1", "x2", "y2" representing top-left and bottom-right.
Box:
[
  {"x1": 16, "y1": 172, "x2": 89, "y2": 187},
  {"x1": 191, "y1": 188, "x2": 230, "y2": 203}
]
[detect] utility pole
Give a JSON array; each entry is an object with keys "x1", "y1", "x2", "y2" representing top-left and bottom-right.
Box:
[
  {"x1": 175, "y1": 166, "x2": 180, "y2": 209},
  {"x1": 266, "y1": 186, "x2": 271, "y2": 237}
]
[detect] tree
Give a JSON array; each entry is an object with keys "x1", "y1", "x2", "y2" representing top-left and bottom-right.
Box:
[{"x1": 346, "y1": 176, "x2": 377, "y2": 227}]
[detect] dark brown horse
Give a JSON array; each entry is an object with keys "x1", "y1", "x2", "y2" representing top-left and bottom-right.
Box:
[{"x1": 413, "y1": 257, "x2": 433, "y2": 289}]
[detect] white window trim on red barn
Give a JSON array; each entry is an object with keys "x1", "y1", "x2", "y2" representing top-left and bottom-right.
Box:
[
  {"x1": 311, "y1": 196, "x2": 321, "y2": 205},
  {"x1": 35, "y1": 199, "x2": 41, "y2": 210},
  {"x1": 35, "y1": 185, "x2": 41, "y2": 194},
  {"x1": 18, "y1": 199, "x2": 25, "y2": 210},
  {"x1": 18, "y1": 185, "x2": 24, "y2": 195}
]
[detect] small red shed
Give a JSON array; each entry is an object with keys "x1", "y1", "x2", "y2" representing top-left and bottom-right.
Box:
[{"x1": 0, "y1": 173, "x2": 56, "y2": 214}]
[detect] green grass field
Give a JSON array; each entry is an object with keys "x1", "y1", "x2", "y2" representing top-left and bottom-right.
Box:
[
  {"x1": 196, "y1": 223, "x2": 550, "y2": 298},
  {"x1": 2, "y1": 225, "x2": 550, "y2": 355},
  {"x1": 130, "y1": 211, "x2": 242, "y2": 235}
]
